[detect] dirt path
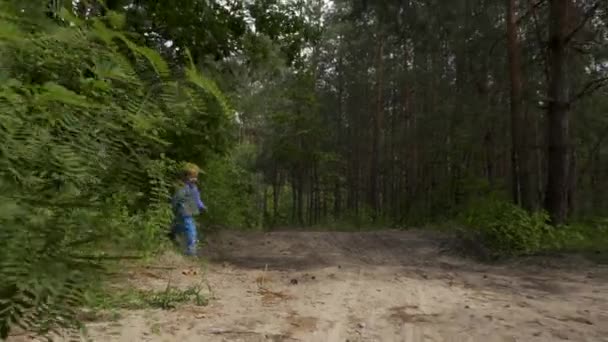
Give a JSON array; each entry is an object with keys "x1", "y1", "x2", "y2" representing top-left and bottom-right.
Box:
[{"x1": 84, "y1": 230, "x2": 608, "y2": 342}]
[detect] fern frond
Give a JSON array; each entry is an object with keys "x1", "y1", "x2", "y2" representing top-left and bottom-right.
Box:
[{"x1": 0, "y1": 5, "x2": 234, "y2": 340}]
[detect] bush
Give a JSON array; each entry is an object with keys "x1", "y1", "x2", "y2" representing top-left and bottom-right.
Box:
[
  {"x1": 456, "y1": 198, "x2": 608, "y2": 261},
  {"x1": 459, "y1": 199, "x2": 553, "y2": 258},
  {"x1": 198, "y1": 145, "x2": 263, "y2": 230}
]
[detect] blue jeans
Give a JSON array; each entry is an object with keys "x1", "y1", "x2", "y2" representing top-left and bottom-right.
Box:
[{"x1": 171, "y1": 216, "x2": 197, "y2": 256}]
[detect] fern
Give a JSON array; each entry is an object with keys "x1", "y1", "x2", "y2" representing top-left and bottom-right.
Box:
[{"x1": 0, "y1": 4, "x2": 232, "y2": 340}]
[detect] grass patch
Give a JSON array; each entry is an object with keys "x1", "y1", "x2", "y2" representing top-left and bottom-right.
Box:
[
  {"x1": 85, "y1": 283, "x2": 209, "y2": 312},
  {"x1": 554, "y1": 220, "x2": 608, "y2": 263}
]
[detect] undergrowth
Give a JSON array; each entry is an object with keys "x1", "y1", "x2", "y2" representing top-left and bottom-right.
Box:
[
  {"x1": 0, "y1": 4, "x2": 229, "y2": 339},
  {"x1": 85, "y1": 283, "x2": 208, "y2": 312},
  {"x1": 456, "y1": 198, "x2": 608, "y2": 260}
]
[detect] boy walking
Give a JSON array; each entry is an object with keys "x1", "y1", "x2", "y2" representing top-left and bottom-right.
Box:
[{"x1": 170, "y1": 162, "x2": 206, "y2": 256}]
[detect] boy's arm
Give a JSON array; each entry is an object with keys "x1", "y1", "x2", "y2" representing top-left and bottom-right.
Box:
[
  {"x1": 172, "y1": 188, "x2": 188, "y2": 217},
  {"x1": 192, "y1": 184, "x2": 206, "y2": 210}
]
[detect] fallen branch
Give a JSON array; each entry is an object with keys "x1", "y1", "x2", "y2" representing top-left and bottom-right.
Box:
[{"x1": 209, "y1": 328, "x2": 257, "y2": 335}]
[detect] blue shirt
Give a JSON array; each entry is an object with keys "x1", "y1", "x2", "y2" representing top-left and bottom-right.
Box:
[{"x1": 172, "y1": 181, "x2": 205, "y2": 218}]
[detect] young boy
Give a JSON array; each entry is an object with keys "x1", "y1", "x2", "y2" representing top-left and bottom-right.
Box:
[{"x1": 170, "y1": 162, "x2": 206, "y2": 256}]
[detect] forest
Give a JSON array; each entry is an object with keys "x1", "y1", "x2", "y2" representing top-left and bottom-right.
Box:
[{"x1": 1, "y1": 0, "x2": 607, "y2": 340}]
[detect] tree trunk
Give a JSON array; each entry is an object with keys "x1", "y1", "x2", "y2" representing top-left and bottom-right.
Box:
[
  {"x1": 334, "y1": 180, "x2": 341, "y2": 218},
  {"x1": 567, "y1": 149, "x2": 577, "y2": 215},
  {"x1": 506, "y1": 0, "x2": 533, "y2": 211},
  {"x1": 369, "y1": 35, "x2": 384, "y2": 218},
  {"x1": 263, "y1": 186, "x2": 268, "y2": 223},
  {"x1": 297, "y1": 173, "x2": 304, "y2": 224},
  {"x1": 291, "y1": 171, "x2": 297, "y2": 222},
  {"x1": 308, "y1": 168, "x2": 314, "y2": 225},
  {"x1": 545, "y1": 0, "x2": 571, "y2": 225},
  {"x1": 334, "y1": 54, "x2": 344, "y2": 219},
  {"x1": 272, "y1": 166, "x2": 280, "y2": 219}
]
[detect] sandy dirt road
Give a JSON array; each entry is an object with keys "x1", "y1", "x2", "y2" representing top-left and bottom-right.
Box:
[{"x1": 63, "y1": 230, "x2": 608, "y2": 341}]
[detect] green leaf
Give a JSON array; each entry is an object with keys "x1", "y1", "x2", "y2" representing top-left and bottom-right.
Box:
[
  {"x1": 184, "y1": 50, "x2": 232, "y2": 117},
  {"x1": 107, "y1": 11, "x2": 126, "y2": 29},
  {"x1": 37, "y1": 82, "x2": 91, "y2": 108},
  {"x1": 0, "y1": 20, "x2": 22, "y2": 41}
]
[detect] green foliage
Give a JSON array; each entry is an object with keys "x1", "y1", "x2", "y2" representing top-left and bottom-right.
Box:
[
  {"x1": 556, "y1": 219, "x2": 608, "y2": 256},
  {"x1": 315, "y1": 207, "x2": 388, "y2": 231},
  {"x1": 247, "y1": 0, "x2": 322, "y2": 65},
  {"x1": 0, "y1": 4, "x2": 232, "y2": 339},
  {"x1": 85, "y1": 284, "x2": 208, "y2": 311},
  {"x1": 455, "y1": 198, "x2": 608, "y2": 260},
  {"x1": 119, "y1": 0, "x2": 249, "y2": 62},
  {"x1": 459, "y1": 199, "x2": 553, "y2": 258},
  {"x1": 199, "y1": 145, "x2": 263, "y2": 230}
]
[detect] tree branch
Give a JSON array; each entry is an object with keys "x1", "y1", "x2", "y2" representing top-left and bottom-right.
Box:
[
  {"x1": 488, "y1": 0, "x2": 548, "y2": 55},
  {"x1": 580, "y1": 123, "x2": 608, "y2": 176},
  {"x1": 572, "y1": 76, "x2": 608, "y2": 104},
  {"x1": 527, "y1": 0, "x2": 549, "y2": 83},
  {"x1": 564, "y1": 1, "x2": 601, "y2": 44}
]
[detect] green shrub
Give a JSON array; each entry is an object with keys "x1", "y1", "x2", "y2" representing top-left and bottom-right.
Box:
[
  {"x1": 199, "y1": 154, "x2": 262, "y2": 230},
  {"x1": 459, "y1": 199, "x2": 553, "y2": 258},
  {"x1": 457, "y1": 198, "x2": 608, "y2": 260}
]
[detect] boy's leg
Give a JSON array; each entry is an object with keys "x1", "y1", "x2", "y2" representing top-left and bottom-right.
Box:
[{"x1": 183, "y1": 216, "x2": 198, "y2": 256}]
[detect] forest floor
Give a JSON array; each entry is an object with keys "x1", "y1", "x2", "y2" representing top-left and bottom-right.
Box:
[{"x1": 63, "y1": 230, "x2": 608, "y2": 341}]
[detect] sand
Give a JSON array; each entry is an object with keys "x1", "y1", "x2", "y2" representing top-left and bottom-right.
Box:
[{"x1": 12, "y1": 230, "x2": 608, "y2": 342}]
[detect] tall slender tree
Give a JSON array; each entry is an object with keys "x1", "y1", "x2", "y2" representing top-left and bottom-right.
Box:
[
  {"x1": 545, "y1": 0, "x2": 572, "y2": 224},
  {"x1": 506, "y1": 0, "x2": 534, "y2": 210}
]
